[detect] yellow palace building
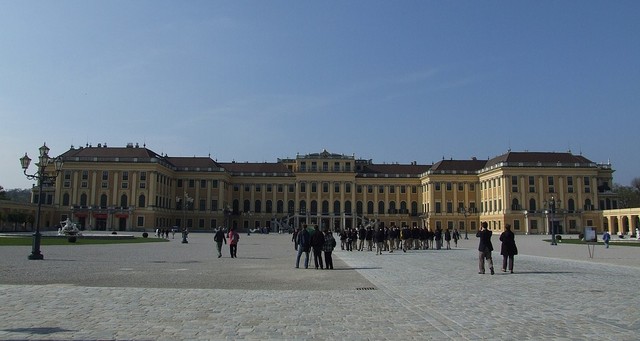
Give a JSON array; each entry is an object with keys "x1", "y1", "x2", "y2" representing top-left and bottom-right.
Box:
[{"x1": 5, "y1": 143, "x2": 636, "y2": 236}]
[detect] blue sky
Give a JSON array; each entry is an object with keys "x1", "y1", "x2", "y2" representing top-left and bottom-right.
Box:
[{"x1": 1, "y1": 1, "x2": 638, "y2": 189}]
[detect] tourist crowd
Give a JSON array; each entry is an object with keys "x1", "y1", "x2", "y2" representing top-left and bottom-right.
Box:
[
  {"x1": 337, "y1": 225, "x2": 461, "y2": 254},
  {"x1": 291, "y1": 224, "x2": 463, "y2": 269}
]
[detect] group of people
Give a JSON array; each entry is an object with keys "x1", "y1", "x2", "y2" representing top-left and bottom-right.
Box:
[
  {"x1": 213, "y1": 227, "x2": 240, "y2": 258},
  {"x1": 477, "y1": 222, "x2": 518, "y2": 275},
  {"x1": 338, "y1": 225, "x2": 462, "y2": 254},
  {"x1": 292, "y1": 225, "x2": 337, "y2": 269},
  {"x1": 211, "y1": 221, "x2": 522, "y2": 275},
  {"x1": 155, "y1": 228, "x2": 175, "y2": 239}
]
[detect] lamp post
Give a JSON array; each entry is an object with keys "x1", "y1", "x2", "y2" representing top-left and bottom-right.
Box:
[
  {"x1": 545, "y1": 196, "x2": 560, "y2": 246},
  {"x1": 223, "y1": 205, "x2": 232, "y2": 232},
  {"x1": 460, "y1": 206, "x2": 470, "y2": 239},
  {"x1": 176, "y1": 192, "x2": 193, "y2": 243},
  {"x1": 19, "y1": 143, "x2": 63, "y2": 260},
  {"x1": 243, "y1": 211, "x2": 253, "y2": 234}
]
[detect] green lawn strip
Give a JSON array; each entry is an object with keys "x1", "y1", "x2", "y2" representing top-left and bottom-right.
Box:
[
  {"x1": 544, "y1": 238, "x2": 640, "y2": 247},
  {"x1": 0, "y1": 236, "x2": 169, "y2": 246}
]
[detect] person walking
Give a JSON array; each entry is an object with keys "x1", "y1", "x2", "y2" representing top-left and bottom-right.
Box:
[
  {"x1": 452, "y1": 228, "x2": 459, "y2": 247},
  {"x1": 310, "y1": 225, "x2": 325, "y2": 269},
  {"x1": 444, "y1": 228, "x2": 452, "y2": 250},
  {"x1": 228, "y1": 227, "x2": 239, "y2": 258},
  {"x1": 375, "y1": 227, "x2": 385, "y2": 255},
  {"x1": 499, "y1": 224, "x2": 518, "y2": 273},
  {"x1": 323, "y1": 228, "x2": 336, "y2": 269},
  {"x1": 358, "y1": 225, "x2": 366, "y2": 251},
  {"x1": 366, "y1": 226, "x2": 374, "y2": 251},
  {"x1": 291, "y1": 227, "x2": 299, "y2": 248},
  {"x1": 339, "y1": 230, "x2": 347, "y2": 250},
  {"x1": 213, "y1": 227, "x2": 227, "y2": 258},
  {"x1": 602, "y1": 230, "x2": 611, "y2": 248},
  {"x1": 295, "y1": 225, "x2": 311, "y2": 268},
  {"x1": 434, "y1": 227, "x2": 443, "y2": 250},
  {"x1": 476, "y1": 222, "x2": 495, "y2": 275}
]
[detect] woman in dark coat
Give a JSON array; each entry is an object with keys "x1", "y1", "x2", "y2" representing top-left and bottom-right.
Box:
[{"x1": 499, "y1": 224, "x2": 518, "y2": 273}]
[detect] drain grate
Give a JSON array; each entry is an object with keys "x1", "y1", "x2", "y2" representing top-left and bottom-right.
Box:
[{"x1": 356, "y1": 287, "x2": 376, "y2": 291}]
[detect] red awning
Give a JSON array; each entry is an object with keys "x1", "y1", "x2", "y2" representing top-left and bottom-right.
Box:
[
  {"x1": 115, "y1": 213, "x2": 129, "y2": 218},
  {"x1": 93, "y1": 213, "x2": 108, "y2": 219},
  {"x1": 74, "y1": 213, "x2": 88, "y2": 218}
]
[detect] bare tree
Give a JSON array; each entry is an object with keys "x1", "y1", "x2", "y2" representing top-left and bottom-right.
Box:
[{"x1": 613, "y1": 183, "x2": 640, "y2": 208}]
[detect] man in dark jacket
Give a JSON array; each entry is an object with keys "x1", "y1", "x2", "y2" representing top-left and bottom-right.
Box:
[
  {"x1": 476, "y1": 222, "x2": 495, "y2": 275},
  {"x1": 358, "y1": 225, "x2": 366, "y2": 251},
  {"x1": 296, "y1": 226, "x2": 311, "y2": 269},
  {"x1": 213, "y1": 227, "x2": 227, "y2": 258},
  {"x1": 310, "y1": 225, "x2": 325, "y2": 269}
]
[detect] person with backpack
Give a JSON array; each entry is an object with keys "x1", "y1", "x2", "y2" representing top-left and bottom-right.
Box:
[
  {"x1": 228, "y1": 227, "x2": 240, "y2": 258},
  {"x1": 602, "y1": 230, "x2": 611, "y2": 248},
  {"x1": 213, "y1": 227, "x2": 227, "y2": 258},
  {"x1": 323, "y1": 228, "x2": 336, "y2": 269},
  {"x1": 444, "y1": 228, "x2": 452, "y2": 250}
]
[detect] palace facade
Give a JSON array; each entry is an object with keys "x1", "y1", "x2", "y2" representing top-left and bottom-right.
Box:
[{"x1": 8, "y1": 143, "x2": 632, "y2": 235}]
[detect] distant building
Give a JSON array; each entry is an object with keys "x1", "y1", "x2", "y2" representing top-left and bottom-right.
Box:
[{"x1": 7, "y1": 143, "x2": 632, "y2": 235}]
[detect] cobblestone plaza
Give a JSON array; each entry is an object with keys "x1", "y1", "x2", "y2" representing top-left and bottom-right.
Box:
[{"x1": 1, "y1": 233, "x2": 639, "y2": 340}]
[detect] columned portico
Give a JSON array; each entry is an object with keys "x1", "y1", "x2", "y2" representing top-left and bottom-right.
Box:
[{"x1": 603, "y1": 208, "x2": 640, "y2": 237}]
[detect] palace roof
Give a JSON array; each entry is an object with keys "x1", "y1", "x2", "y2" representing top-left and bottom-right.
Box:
[
  {"x1": 59, "y1": 144, "x2": 162, "y2": 159},
  {"x1": 219, "y1": 162, "x2": 293, "y2": 175}
]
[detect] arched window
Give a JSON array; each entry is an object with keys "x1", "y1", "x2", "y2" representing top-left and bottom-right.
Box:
[
  {"x1": 529, "y1": 198, "x2": 537, "y2": 212},
  {"x1": 138, "y1": 194, "x2": 146, "y2": 208},
  {"x1": 584, "y1": 199, "x2": 592, "y2": 211},
  {"x1": 120, "y1": 194, "x2": 128, "y2": 208},
  {"x1": 254, "y1": 200, "x2": 262, "y2": 213},
  {"x1": 378, "y1": 201, "x2": 385, "y2": 215},
  {"x1": 389, "y1": 201, "x2": 396, "y2": 214},
  {"x1": 80, "y1": 193, "x2": 88, "y2": 206},
  {"x1": 277, "y1": 200, "x2": 284, "y2": 214},
  {"x1": 299, "y1": 200, "x2": 307, "y2": 214},
  {"x1": 243, "y1": 199, "x2": 251, "y2": 212},
  {"x1": 266, "y1": 200, "x2": 272, "y2": 214},
  {"x1": 310, "y1": 200, "x2": 318, "y2": 214},
  {"x1": 288, "y1": 200, "x2": 295, "y2": 214},
  {"x1": 62, "y1": 193, "x2": 70, "y2": 206},
  {"x1": 400, "y1": 201, "x2": 407, "y2": 212},
  {"x1": 512, "y1": 198, "x2": 520, "y2": 211},
  {"x1": 411, "y1": 201, "x2": 418, "y2": 215},
  {"x1": 333, "y1": 200, "x2": 340, "y2": 215},
  {"x1": 356, "y1": 201, "x2": 363, "y2": 214},
  {"x1": 233, "y1": 199, "x2": 240, "y2": 214},
  {"x1": 322, "y1": 200, "x2": 329, "y2": 214},
  {"x1": 344, "y1": 200, "x2": 352, "y2": 214},
  {"x1": 100, "y1": 194, "x2": 108, "y2": 208},
  {"x1": 568, "y1": 198, "x2": 575, "y2": 213},
  {"x1": 367, "y1": 201, "x2": 374, "y2": 214}
]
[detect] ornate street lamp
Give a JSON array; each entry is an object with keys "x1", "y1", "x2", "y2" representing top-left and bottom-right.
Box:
[
  {"x1": 223, "y1": 205, "x2": 232, "y2": 232},
  {"x1": 459, "y1": 206, "x2": 471, "y2": 239},
  {"x1": 243, "y1": 210, "x2": 253, "y2": 234},
  {"x1": 176, "y1": 192, "x2": 193, "y2": 243},
  {"x1": 19, "y1": 143, "x2": 63, "y2": 260},
  {"x1": 544, "y1": 196, "x2": 561, "y2": 246}
]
